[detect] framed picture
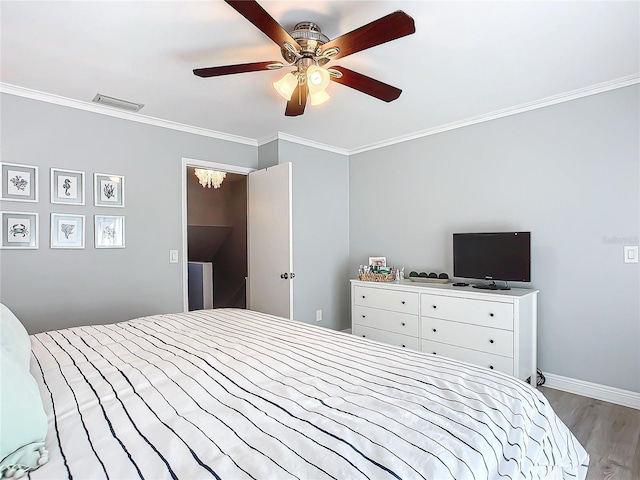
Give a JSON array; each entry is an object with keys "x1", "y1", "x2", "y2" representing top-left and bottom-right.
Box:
[
  {"x1": 1, "y1": 163, "x2": 38, "y2": 202},
  {"x1": 51, "y1": 213, "x2": 85, "y2": 249},
  {"x1": 94, "y1": 173, "x2": 124, "y2": 208},
  {"x1": 51, "y1": 168, "x2": 85, "y2": 205},
  {"x1": 1, "y1": 211, "x2": 38, "y2": 249},
  {"x1": 368, "y1": 256, "x2": 387, "y2": 267},
  {"x1": 94, "y1": 215, "x2": 125, "y2": 248}
]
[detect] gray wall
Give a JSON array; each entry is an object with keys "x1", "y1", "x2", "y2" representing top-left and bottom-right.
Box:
[
  {"x1": 349, "y1": 85, "x2": 640, "y2": 392},
  {"x1": 277, "y1": 140, "x2": 351, "y2": 330},
  {"x1": 0, "y1": 94, "x2": 256, "y2": 333}
]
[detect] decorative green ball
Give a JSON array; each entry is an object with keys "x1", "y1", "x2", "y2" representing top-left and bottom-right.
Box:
[
  {"x1": 409, "y1": 271, "x2": 419, "y2": 277},
  {"x1": 438, "y1": 273, "x2": 449, "y2": 279},
  {"x1": 419, "y1": 272, "x2": 428, "y2": 278},
  {"x1": 428, "y1": 272, "x2": 438, "y2": 278}
]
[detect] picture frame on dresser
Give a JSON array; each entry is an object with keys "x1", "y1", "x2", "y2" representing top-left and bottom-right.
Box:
[
  {"x1": 51, "y1": 213, "x2": 85, "y2": 249},
  {"x1": 1, "y1": 162, "x2": 38, "y2": 202},
  {"x1": 1, "y1": 211, "x2": 39, "y2": 249},
  {"x1": 51, "y1": 168, "x2": 85, "y2": 205},
  {"x1": 94, "y1": 173, "x2": 124, "y2": 207}
]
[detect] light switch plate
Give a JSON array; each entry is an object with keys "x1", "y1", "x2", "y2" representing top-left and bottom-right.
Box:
[
  {"x1": 624, "y1": 245, "x2": 638, "y2": 263},
  {"x1": 170, "y1": 250, "x2": 179, "y2": 263}
]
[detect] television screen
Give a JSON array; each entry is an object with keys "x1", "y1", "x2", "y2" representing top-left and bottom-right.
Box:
[{"x1": 453, "y1": 232, "x2": 531, "y2": 282}]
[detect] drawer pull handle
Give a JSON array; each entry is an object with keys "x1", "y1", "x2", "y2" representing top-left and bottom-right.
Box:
[
  {"x1": 432, "y1": 328, "x2": 437, "y2": 333},
  {"x1": 362, "y1": 295, "x2": 365, "y2": 299},
  {"x1": 432, "y1": 305, "x2": 437, "y2": 309},
  {"x1": 489, "y1": 339, "x2": 494, "y2": 344},
  {"x1": 489, "y1": 365, "x2": 494, "y2": 370},
  {"x1": 402, "y1": 344, "x2": 406, "y2": 348},
  {"x1": 362, "y1": 315, "x2": 366, "y2": 318},
  {"x1": 401, "y1": 322, "x2": 406, "y2": 326},
  {"x1": 489, "y1": 313, "x2": 494, "y2": 317},
  {"x1": 362, "y1": 335, "x2": 366, "y2": 338},
  {"x1": 432, "y1": 352, "x2": 437, "y2": 355},
  {"x1": 401, "y1": 301, "x2": 406, "y2": 304}
]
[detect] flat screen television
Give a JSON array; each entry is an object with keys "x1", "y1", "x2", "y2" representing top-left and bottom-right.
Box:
[{"x1": 453, "y1": 232, "x2": 530, "y2": 289}]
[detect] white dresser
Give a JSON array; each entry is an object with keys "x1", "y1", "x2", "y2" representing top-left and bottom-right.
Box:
[{"x1": 350, "y1": 279, "x2": 538, "y2": 383}]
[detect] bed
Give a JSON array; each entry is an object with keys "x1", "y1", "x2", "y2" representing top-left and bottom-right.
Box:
[{"x1": 2, "y1": 307, "x2": 588, "y2": 479}]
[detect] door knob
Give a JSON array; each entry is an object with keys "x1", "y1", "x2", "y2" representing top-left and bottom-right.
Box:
[
  {"x1": 280, "y1": 273, "x2": 289, "y2": 279},
  {"x1": 290, "y1": 273, "x2": 296, "y2": 278}
]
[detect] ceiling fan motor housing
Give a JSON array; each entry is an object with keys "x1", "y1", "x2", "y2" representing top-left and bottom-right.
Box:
[{"x1": 281, "y1": 22, "x2": 330, "y2": 65}]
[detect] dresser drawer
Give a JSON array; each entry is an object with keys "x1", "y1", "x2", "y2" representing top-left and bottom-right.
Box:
[
  {"x1": 422, "y1": 340, "x2": 514, "y2": 376},
  {"x1": 353, "y1": 325, "x2": 420, "y2": 350},
  {"x1": 354, "y1": 285, "x2": 418, "y2": 315},
  {"x1": 353, "y1": 305, "x2": 419, "y2": 336},
  {"x1": 420, "y1": 293, "x2": 514, "y2": 330},
  {"x1": 421, "y1": 317, "x2": 513, "y2": 357}
]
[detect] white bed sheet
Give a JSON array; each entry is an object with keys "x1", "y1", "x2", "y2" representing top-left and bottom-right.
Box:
[{"x1": 28, "y1": 308, "x2": 588, "y2": 479}]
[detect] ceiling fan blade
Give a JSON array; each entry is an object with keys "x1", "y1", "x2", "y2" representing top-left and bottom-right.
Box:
[
  {"x1": 285, "y1": 82, "x2": 307, "y2": 117},
  {"x1": 225, "y1": 0, "x2": 301, "y2": 51},
  {"x1": 193, "y1": 61, "x2": 283, "y2": 78},
  {"x1": 321, "y1": 11, "x2": 415, "y2": 60},
  {"x1": 329, "y1": 66, "x2": 402, "y2": 102}
]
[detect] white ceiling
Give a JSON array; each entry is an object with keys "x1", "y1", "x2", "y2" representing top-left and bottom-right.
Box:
[{"x1": 1, "y1": 1, "x2": 638, "y2": 151}]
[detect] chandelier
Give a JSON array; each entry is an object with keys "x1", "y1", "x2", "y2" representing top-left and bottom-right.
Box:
[{"x1": 194, "y1": 169, "x2": 226, "y2": 189}]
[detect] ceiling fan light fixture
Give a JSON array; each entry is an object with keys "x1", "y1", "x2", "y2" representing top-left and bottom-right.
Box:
[
  {"x1": 306, "y1": 65, "x2": 330, "y2": 92},
  {"x1": 273, "y1": 72, "x2": 298, "y2": 101},
  {"x1": 309, "y1": 89, "x2": 330, "y2": 106}
]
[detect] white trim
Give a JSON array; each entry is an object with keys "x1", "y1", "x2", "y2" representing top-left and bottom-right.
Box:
[
  {"x1": 273, "y1": 133, "x2": 350, "y2": 156},
  {"x1": 349, "y1": 74, "x2": 640, "y2": 155},
  {"x1": 180, "y1": 157, "x2": 256, "y2": 312},
  {"x1": 544, "y1": 372, "x2": 640, "y2": 410},
  {"x1": 3, "y1": 74, "x2": 638, "y2": 155},
  {"x1": 0, "y1": 83, "x2": 257, "y2": 147}
]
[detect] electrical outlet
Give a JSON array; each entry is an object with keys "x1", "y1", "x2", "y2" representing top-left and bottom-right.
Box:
[{"x1": 316, "y1": 310, "x2": 322, "y2": 322}]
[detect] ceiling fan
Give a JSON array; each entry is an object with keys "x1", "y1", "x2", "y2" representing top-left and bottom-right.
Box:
[{"x1": 193, "y1": 0, "x2": 416, "y2": 116}]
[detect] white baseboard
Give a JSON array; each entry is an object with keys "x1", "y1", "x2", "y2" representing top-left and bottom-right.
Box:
[{"x1": 544, "y1": 372, "x2": 640, "y2": 410}]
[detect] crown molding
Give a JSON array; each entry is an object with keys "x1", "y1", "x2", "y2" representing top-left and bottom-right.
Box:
[
  {"x1": 0, "y1": 83, "x2": 258, "y2": 147},
  {"x1": 274, "y1": 132, "x2": 350, "y2": 156},
  {"x1": 2, "y1": 75, "x2": 638, "y2": 155},
  {"x1": 348, "y1": 74, "x2": 640, "y2": 155}
]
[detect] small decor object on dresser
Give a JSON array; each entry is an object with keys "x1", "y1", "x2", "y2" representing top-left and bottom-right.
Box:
[
  {"x1": 94, "y1": 215, "x2": 125, "y2": 248},
  {"x1": 368, "y1": 256, "x2": 386, "y2": 267},
  {"x1": 1, "y1": 163, "x2": 38, "y2": 202},
  {"x1": 51, "y1": 168, "x2": 85, "y2": 205},
  {"x1": 94, "y1": 173, "x2": 124, "y2": 207},
  {"x1": 1, "y1": 211, "x2": 39, "y2": 249},
  {"x1": 50, "y1": 213, "x2": 85, "y2": 249}
]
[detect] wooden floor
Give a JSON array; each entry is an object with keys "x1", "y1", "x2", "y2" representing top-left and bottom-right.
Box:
[{"x1": 539, "y1": 386, "x2": 640, "y2": 480}]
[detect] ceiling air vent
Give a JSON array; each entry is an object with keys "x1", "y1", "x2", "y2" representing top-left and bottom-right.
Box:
[{"x1": 92, "y1": 93, "x2": 144, "y2": 112}]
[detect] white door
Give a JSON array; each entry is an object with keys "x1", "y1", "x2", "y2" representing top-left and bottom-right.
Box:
[{"x1": 247, "y1": 162, "x2": 293, "y2": 319}]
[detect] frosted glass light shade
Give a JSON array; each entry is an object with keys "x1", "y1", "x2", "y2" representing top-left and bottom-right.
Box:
[
  {"x1": 273, "y1": 73, "x2": 298, "y2": 100},
  {"x1": 309, "y1": 89, "x2": 330, "y2": 106},
  {"x1": 306, "y1": 65, "x2": 330, "y2": 92}
]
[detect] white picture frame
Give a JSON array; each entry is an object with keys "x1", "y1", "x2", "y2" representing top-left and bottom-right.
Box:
[
  {"x1": 94, "y1": 215, "x2": 125, "y2": 248},
  {"x1": 51, "y1": 213, "x2": 85, "y2": 249},
  {"x1": 1, "y1": 163, "x2": 38, "y2": 202},
  {"x1": 94, "y1": 173, "x2": 124, "y2": 208},
  {"x1": 368, "y1": 256, "x2": 387, "y2": 267},
  {"x1": 1, "y1": 211, "x2": 39, "y2": 249},
  {"x1": 51, "y1": 168, "x2": 85, "y2": 205}
]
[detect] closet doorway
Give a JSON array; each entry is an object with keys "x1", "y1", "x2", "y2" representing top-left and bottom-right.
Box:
[{"x1": 182, "y1": 160, "x2": 252, "y2": 311}]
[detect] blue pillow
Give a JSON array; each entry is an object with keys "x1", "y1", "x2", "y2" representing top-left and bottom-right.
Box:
[
  {"x1": 0, "y1": 304, "x2": 30, "y2": 369},
  {"x1": 0, "y1": 306, "x2": 49, "y2": 477}
]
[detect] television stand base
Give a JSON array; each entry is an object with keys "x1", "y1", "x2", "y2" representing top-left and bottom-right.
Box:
[{"x1": 473, "y1": 281, "x2": 511, "y2": 291}]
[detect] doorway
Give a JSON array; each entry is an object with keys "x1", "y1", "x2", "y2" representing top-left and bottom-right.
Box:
[{"x1": 181, "y1": 159, "x2": 254, "y2": 311}]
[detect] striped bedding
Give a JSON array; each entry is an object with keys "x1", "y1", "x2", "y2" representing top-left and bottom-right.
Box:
[{"x1": 28, "y1": 308, "x2": 588, "y2": 480}]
